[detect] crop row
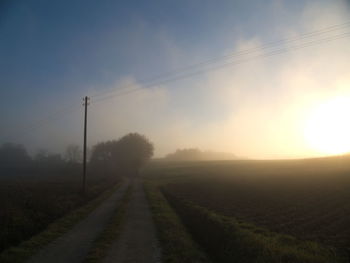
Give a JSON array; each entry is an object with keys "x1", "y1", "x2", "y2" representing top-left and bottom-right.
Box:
[
  {"x1": 162, "y1": 173, "x2": 350, "y2": 251},
  {"x1": 162, "y1": 188, "x2": 344, "y2": 263}
]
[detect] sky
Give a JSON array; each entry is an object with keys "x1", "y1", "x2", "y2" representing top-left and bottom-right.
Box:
[{"x1": 1, "y1": 0, "x2": 350, "y2": 159}]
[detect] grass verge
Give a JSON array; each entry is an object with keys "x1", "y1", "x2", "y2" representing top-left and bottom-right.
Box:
[
  {"x1": 163, "y1": 190, "x2": 346, "y2": 263},
  {"x1": 83, "y1": 184, "x2": 133, "y2": 263},
  {"x1": 0, "y1": 182, "x2": 122, "y2": 263},
  {"x1": 144, "y1": 178, "x2": 211, "y2": 263}
]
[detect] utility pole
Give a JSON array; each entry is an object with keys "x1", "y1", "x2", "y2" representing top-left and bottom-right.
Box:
[{"x1": 82, "y1": 96, "x2": 90, "y2": 195}]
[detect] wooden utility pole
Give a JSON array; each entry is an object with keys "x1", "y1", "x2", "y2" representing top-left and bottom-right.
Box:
[{"x1": 82, "y1": 96, "x2": 89, "y2": 195}]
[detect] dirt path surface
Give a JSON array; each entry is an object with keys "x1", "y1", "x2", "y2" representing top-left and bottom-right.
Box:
[
  {"x1": 103, "y1": 178, "x2": 161, "y2": 263},
  {"x1": 27, "y1": 181, "x2": 129, "y2": 263}
]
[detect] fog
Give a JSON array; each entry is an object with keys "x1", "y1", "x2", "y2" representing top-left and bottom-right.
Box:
[
  {"x1": 1, "y1": 0, "x2": 350, "y2": 159},
  {"x1": 87, "y1": 1, "x2": 350, "y2": 159}
]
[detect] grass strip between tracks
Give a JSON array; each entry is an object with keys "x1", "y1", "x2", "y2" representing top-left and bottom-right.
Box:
[{"x1": 83, "y1": 184, "x2": 133, "y2": 263}]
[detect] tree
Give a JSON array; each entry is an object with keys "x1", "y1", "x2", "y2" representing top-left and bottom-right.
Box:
[
  {"x1": 90, "y1": 133, "x2": 154, "y2": 176},
  {"x1": 0, "y1": 143, "x2": 31, "y2": 170},
  {"x1": 165, "y1": 148, "x2": 202, "y2": 161},
  {"x1": 65, "y1": 144, "x2": 82, "y2": 163},
  {"x1": 165, "y1": 148, "x2": 237, "y2": 161},
  {"x1": 90, "y1": 141, "x2": 115, "y2": 165},
  {"x1": 34, "y1": 149, "x2": 64, "y2": 167},
  {"x1": 113, "y1": 133, "x2": 154, "y2": 175},
  {"x1": 34, "y1": 149, "x2": 49, "y2": 162}
]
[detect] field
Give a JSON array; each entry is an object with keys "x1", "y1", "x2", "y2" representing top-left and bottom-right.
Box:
[
  {"x1": 0, "y1": 166, "x2": 120, "y2": 253},
  {"x1": 144, "y1": 156, "x2": 350, "y2": 262},
  {"x1": 2, "y1": 156, "x2": 350, "y2": 262}
]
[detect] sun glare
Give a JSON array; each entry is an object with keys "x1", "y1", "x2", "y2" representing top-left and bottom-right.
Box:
[{"x1": 304, "y1": 96, "x2": 350, "y2": 155}]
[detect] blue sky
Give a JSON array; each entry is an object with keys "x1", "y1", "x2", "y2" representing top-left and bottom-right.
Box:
[
  {"x1": 1, "y1": 0, "x2": 350, "y2": 158},
  {"x1": 0, "y1": 0, "x2": 302, "y2": 91}
]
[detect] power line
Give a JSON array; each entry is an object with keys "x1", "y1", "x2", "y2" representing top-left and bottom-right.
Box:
[
  {"x1": 92, "y1": 30, "x2": 350, "y2": 104},
  {"x1": 90, "y1": 21, "x2": 350, "y2": 100},
  {"x1": 2, "y1": 21, "x2": 350, "y2": 142}
]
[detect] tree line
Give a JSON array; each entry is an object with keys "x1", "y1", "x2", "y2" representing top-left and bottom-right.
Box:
[
  {"x1": 0, "y1": 133, "x2": 153, "y2": 177},
  {"x1": 165, "y1": 148, "x2": 236, "y2": 161}
]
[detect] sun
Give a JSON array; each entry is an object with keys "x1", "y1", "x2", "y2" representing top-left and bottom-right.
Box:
[{"x1": 304, "y1": 96, "x2": 350, "y2": 155}]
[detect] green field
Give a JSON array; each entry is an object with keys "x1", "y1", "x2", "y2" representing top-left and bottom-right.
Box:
[{"x1": 143, "y1": 156, "x2": 350, "y2": 263}]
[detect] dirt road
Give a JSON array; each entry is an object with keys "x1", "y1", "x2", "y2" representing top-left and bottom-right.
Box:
[
  {"x1": 27, "y1": 182, "x2": 129, "y2": 263},
  {"x1": 103, "y1": 178, "x2": 161, "y2": 263}
]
